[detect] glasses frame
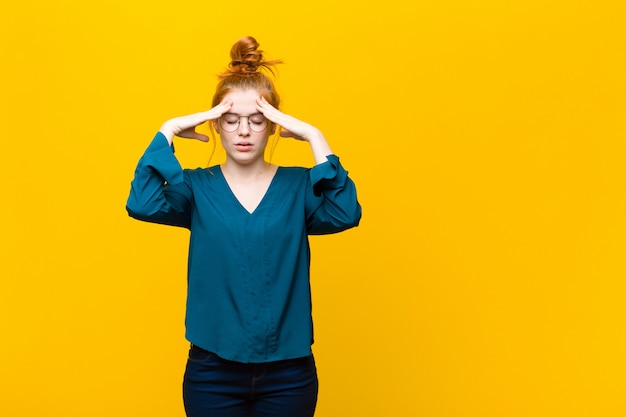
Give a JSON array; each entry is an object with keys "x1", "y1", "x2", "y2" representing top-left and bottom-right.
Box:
[{"x1": 219, "y1": 113, "x2": 269, "y2": 133}]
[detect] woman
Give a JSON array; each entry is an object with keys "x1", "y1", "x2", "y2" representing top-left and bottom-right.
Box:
[{"x1": 126, "y1": 36, "x2": 361, "y2": 417}]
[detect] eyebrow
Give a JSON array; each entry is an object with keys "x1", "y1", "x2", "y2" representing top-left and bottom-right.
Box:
[{"x1": 223, "y1": 112, "x2": 264, "y2": 117}]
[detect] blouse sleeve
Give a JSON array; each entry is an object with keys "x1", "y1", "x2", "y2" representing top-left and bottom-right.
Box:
[
  {"x1": 126, "y1": 132, "x2": 193, "y2": 229},
  {"x1": 305, "y1": 155, "x2": 362, "y2": 235}
]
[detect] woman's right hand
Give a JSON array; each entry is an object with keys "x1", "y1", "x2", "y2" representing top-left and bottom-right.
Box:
[{"x1": 159, "y1": 100, "x2": 233, "y2": 145}]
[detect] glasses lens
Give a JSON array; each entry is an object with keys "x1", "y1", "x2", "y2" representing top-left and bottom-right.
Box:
[
  {"x1": 220, "y1": 115, "x2": 239, "y2": 133},
  {"x1": 249, "y1": 115, "x2": 268, "y2": 133},
  {"x1": 220, "y1": 115, "x2": 268, "y2": 133}
]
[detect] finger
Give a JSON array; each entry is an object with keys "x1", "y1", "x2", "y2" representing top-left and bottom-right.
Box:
[
  {"x1": 206, "y1": 100, "x2": 233, "y2": 120},
  {"x1": 183, "y1": 132, "x2": 210, "y2": 142},
  {"x1": 176, "y1": 125, "x2": 210, "y2": 142},
  {"x1": 256, "y1": 99, "x2": 283, "y2": 125},
  {"x1": 218, "y1": 99, "x2": 233, "y2": 110},
  {"x1": 279, "y1": 129, "x2": 301, "y2": 139},
  {"x1": 256, "y1": 96, "x2": 275, "y2": 112},
  {"x1": 192, "y1": 133, "x2": 210, "y2": 142}
]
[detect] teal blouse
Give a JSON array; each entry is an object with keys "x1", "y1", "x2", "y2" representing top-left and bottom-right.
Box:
[{"x1": 127, "y1": 132, "x2": 361, "y2": 363}]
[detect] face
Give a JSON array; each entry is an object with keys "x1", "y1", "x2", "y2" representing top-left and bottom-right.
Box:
[{"x1": 216, "y1": 89, "x2": 273, "y2": 165}]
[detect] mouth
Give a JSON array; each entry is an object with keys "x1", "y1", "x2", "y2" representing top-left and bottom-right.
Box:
[{"x1": 234, "y1": 141, "x2": 253, "y2": 151}]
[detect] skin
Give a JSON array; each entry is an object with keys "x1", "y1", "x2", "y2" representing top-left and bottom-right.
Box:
[{"x1": 158, "y1": 88, "x2": 335, "y2": 213}]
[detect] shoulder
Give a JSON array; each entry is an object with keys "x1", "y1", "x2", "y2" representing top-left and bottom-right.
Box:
[
  {"x1": 183, "y1": 166, "x2": 220, "y2": 179},
  {"x1": 275, "y1": 165, "x2": 310, "y2": 182},
  {"x1": 277, "y1": 165, "x2": 309, "y2": 175}
]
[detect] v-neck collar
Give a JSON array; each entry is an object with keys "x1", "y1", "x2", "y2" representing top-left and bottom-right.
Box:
[{"x1": 216, "y1": 166, "x2": 281, "y2": 215}]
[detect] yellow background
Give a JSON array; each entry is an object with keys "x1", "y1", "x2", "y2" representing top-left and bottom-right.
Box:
[{"x1": 1, "y1": 1, "x2": 625, "y2": 416}]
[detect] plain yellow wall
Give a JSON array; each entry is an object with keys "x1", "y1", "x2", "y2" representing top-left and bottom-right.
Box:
[{"x1": 1, "y1": 1, "x2": 625, "y2": 416}]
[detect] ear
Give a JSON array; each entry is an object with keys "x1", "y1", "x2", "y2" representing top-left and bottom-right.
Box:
[
  {"x1": 213, "y1": 120, "x2": 220, "y2": 133},
  {"x1": 269, "y1": 122, "x2": 277, "y2": 135}
]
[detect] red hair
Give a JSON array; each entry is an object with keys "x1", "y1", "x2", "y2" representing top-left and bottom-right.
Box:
[{"x1": 211, "y1": 36, "x2": 282, "y2": 108}]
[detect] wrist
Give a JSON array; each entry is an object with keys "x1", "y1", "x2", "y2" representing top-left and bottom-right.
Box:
[
  {"x1": 308, "y1": 132, "x2": 333, "y2": 164},
  {"x1": 158, "y1": 122, "x2": 175, "y2": 145},
  {"x1": 303, "y1": 128, "x2": 324, "y2": 143}
]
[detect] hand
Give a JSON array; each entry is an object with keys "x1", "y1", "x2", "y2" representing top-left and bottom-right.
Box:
[
  {"x1": 159, "y1": 100, "x2": 233, "y2": 144},
  {"x1": 255, "y1": 97, "x2": 321, "y2": 142},
  {"x1": 256, "y1": 97, "x2": 333, "y2": 164}
]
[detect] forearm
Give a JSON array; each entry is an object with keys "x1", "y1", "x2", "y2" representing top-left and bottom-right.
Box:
[
  {"x1": 158, "y1": 122, "x2": 176, "y2": 146},
  {"x1": 126, "y1": 133, "x2": 190, "y2": 225},
  {"x1": 306, "y1": 154, "x2": 362, "y2": 234},
  {"x1": 306, "y1": 129, "x2": 334, "y2": 165}
]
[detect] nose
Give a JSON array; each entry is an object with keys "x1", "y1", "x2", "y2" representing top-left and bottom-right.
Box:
[{"x1": 237, "y1": 116, "x2": 250, "y2": 135}]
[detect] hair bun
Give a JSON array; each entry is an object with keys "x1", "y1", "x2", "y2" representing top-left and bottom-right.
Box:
[
  {"x1": 229, "y1": 36, "x2": 263, "y2": 73},
  {"x1": 222, "y1": 36, "x2": 280, "y2": 77},
  {"x1": 230, "y1": 60, "x2": 259, "y2": 73},
  {"x1": 213, "y1": 36, "x2": 282, "y2": 109}
]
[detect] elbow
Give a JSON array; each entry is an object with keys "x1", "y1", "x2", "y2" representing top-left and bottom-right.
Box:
[
  {"x1": 345, "y1": 200, "x2": 362, "y2": 226},
  {"x1": 347, "y1": 205, "x2": 362, "y2": 228},
  {"x1": 126, "y1": 203, "x2": 146, "y2": 221},
  {"x1": 126, "y1": 187, "x2": 161, "y2": 221},
  {"x1": 126, "y1": 198, "x2": 155, "y2": 221},
  {"x1": 321, "y1": 205, "x2": 362, "y2": 234}
]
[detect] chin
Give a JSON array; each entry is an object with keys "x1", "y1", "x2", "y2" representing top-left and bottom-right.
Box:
[{"x1": 230, "y1": 152, "x2": 261, "y2": 163}]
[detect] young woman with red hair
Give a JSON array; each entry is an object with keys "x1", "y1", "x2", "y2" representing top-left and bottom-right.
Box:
[{"x1": 127, "y1": 36, "x2": 361, "y2": 417}]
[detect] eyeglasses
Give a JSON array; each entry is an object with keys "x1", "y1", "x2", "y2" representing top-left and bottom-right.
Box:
[{"x1": 219, "y1": 113, "x2": 268, "y2": 133}]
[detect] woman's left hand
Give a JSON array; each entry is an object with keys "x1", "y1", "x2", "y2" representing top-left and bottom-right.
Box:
[
  {"x1": 256, "y1": 97, "x2": 333, "y2": 164},
  {"x1": 256, "y1": 97, "x2": 322, "y2": 142}
]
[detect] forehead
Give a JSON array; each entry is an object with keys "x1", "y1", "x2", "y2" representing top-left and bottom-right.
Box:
[{"x1": 224, "y1": 89, "x2": 261, "y2": 111}]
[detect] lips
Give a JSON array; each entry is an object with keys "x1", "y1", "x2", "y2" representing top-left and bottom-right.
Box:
[{"x1": 234, "y1": 141, "x2": 253, "y2": 152}]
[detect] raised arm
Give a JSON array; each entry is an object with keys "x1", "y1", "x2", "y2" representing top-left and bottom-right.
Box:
[
  {"x1": 254, "y1": 97, "x2": 361, "y2": 233},
  {"x1": 255, "y1": 97, "x2": 333, "y2": 165},
  {"x1": 158, "y1": 100, "x2": 233, "y2": 144},
  {"x1": 126, "y1": 100, "x2": 234, "y2": 227}
]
